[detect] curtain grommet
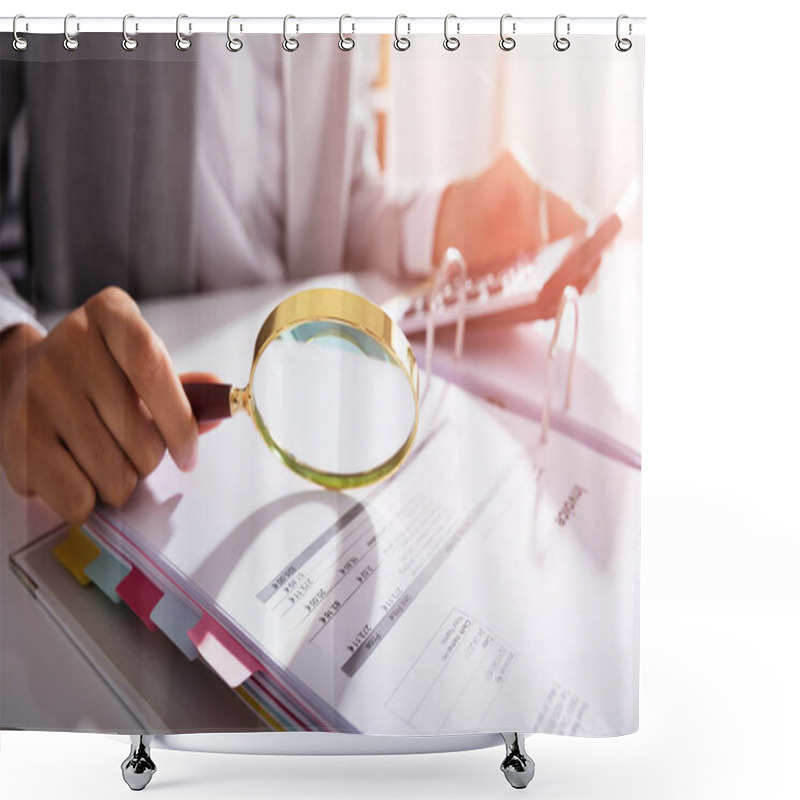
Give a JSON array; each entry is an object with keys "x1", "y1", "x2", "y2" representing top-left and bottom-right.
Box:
[
  {"x1": 175, "y1": 13, "x2": 191, "y2": 51},
  {"x1": 338, "y1": 14, "x2": 355, "y2": 51},
  {"x1": 615, "y1": 15, "x2": 632, "y2": 52},
  {"x1": 499, "y1": 14, "x2": 516, "y2": 51},
  {"x1": 394, "y1": 14, "x2": 411, "y2": 51},
  {"x1": 553, "y1": 14, "x2": 570, "y2": 52},
  {"x1": 12, "y1": 14, "x2": 28, "y2": 51},
  {"x1": 63, "y1": 13, "x2": 79, "y2": 51},
  {"x1": 283, "y1": 15, "x2": 299, "y2": 52},
  {"x1": 443, "y1": 14, "x2": 460, "y2": 51},
  {"x1": 122, "y1": 14, "x2": 138, "y2": 51},
  {"x1": 226, "y1": 15, "x2": 243, "y2": 52}
]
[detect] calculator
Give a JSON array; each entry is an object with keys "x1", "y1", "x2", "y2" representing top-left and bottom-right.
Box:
[{"x1": 384, "y1": 182, "x2": 637, "y2": 333}]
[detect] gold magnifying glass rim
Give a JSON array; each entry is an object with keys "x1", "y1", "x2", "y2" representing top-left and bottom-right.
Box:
[{"x1": 230, "y1": 287, "x2": 420, "y2": 490}]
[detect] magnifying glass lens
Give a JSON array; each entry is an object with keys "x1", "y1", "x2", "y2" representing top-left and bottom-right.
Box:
[{"x1": 250, "y1": 320, "x2": 417, "y2": 480}]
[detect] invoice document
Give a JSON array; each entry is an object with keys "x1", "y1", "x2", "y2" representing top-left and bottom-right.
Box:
[{"x1": 92, "y1": 375, "x2": 639, "y2": 736}]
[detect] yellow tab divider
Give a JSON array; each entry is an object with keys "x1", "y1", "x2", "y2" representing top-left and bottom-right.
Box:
[
  {"x1": 53, "y1": 526, "x2": 101, "y2": 586},
  {"x1": 233, "y1": 685, "x2": 286, "y2": 731}
]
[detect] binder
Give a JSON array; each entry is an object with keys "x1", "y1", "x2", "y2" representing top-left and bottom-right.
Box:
[{"x1": 11, "y1": 366, "x2": 640, "y2": 737}]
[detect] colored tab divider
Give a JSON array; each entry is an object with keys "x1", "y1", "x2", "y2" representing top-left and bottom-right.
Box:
[
  {"x1": 115, "y1": 567, "x2": 164, "y2": 631},
  {"x1": 187, "y1": 614, "x2": 263, "y2": 688},
  {"x1": 83, "y1": 547, "x2": 132, "y2": 604},
  {"x1": 150, "y1": 592, "x2": 202, "y2": 661},
  {"x1": 53, "y1": 526, "x2": 101, "y2": 586}
]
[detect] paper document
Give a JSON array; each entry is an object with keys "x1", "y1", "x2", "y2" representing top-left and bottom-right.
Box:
[{"x1": 92, "y1": 376, "x2": 639, "y2": 735}]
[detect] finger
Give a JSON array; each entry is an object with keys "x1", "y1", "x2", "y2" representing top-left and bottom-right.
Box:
[
  {"x1": 558, "y1": 214, "x2": 622, "y2": 286},
  {"x1": 534, "y1": 253, "x2": 604, "y2": 320},
  {"x1": 28, "y1": 435, "x2": 97, "y2": 525},
  {"x1": 88, "y1": 345, "x2": 167, "y2": 478},
  {"x1": 179, "y1": 371, "x2": 222, "y2": 384},
  {"x1": 579, "y1": 256, "x2": 603, "y2": 293},
  {"x1": 179, "y1": 372, "x2": 224, "y2": 434},
  {"x1": 86, "y1": 288, "x2": 198, "y2": 472},
  {"x1": 57, "y1": 393, "x2": 139, "y2": 509}
]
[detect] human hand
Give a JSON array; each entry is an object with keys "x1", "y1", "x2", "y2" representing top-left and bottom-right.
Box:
[
  {"x1": 529, "y1": 212, "x2": 622, "y2": 320},
  {"x1": 0, "y1": 287, "x2": 203, "y2": 524},
  {"x1": 433, "y1": 150, "x2": 586, "y2": 273}
]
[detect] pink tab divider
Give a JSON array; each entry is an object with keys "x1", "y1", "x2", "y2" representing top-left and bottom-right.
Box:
[
  {"x1": 187, "y1": 614, "x2": 264, "y2": 688},
  {"x1": 115, "y1": 566, "x2": 164, "y2": 631}
]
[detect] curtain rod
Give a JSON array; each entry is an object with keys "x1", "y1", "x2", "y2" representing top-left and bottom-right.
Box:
[{"x1": 0, "y1": 16, "x2": 646, "y2": 37}]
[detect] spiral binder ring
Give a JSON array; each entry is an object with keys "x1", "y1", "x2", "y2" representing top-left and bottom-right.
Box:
[
  {"x1": 424, "y1": 248, "x2": 468, "y2": 401},
  {"x1": 283, "y1": 15, "x2": 299, "y2": 52},
  {"x1": 63, "y1": 13, "x2": 79, "y2": 51},
  {"x1": 541, "y1": 286, "x2": 580, "y2": 444},
  {"x1": 615, "y1": 14, "x2": 632, "y2": 51},
  {"x1": 122, "y1": 14, "x2": 138, "y2": 51},
  {"x1": 226, "y1": 15, "x2": 243, "y2": 52},
  {"x1": 12, "y1": 15, "x2": 28, "y2": 51},
  {"x1": 394, "y1": 15, "x2": 410, "y2": 51},
  {"x1": 443, "y1": 14, "x2": 460, "y2": 51},
  {"x1": 499, "y1": 14, "x2": 516, "y2": 51},
  {"x1": 175, "y1": 14, "x2": 191, "y2": 50},
  {"x1": 553, "y1": 14, "x2": 570, "y2": 51}
]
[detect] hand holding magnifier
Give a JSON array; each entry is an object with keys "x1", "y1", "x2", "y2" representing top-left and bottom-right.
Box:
[{"x1": 181, "y1": 288, "x2": 419, "y2": 490}]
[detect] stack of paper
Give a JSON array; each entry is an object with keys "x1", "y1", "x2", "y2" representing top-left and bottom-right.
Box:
[{"x1": 54, "y1": 376, "x2": 639, "y2": 736}]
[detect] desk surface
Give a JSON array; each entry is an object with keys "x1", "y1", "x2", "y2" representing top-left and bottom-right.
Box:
[{"x1": 1, "y1": 261, "x2": 639, "y2": 731}]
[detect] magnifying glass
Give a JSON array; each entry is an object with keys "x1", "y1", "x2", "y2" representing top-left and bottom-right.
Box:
[{"x1": 181, "y1": 288, "x2": 419, "y2": 490}]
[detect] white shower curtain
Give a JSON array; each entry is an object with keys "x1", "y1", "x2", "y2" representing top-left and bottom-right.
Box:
[{"x1": 1, "y1": 22, "x2": 642, "y2": 742}]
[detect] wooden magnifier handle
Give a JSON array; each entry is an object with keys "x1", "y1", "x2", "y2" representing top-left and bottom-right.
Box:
[{"x1": 182, "y1": 382, "x2": 233, "y2": 423}]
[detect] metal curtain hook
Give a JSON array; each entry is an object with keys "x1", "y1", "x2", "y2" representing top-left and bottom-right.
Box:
[
  {"x1": 12, "y1": 14, "x2": 28, "y2": 51},
  {"x1": 227, "y1": 15, "x2": 243, "y2": 51},
  {"x1": 615, "y1": 14, "x2": 632, "y2": 51},
  {"x1": 122, "y1": 14, "x2": 138, "y2": 51},
  {"x1": 283, "y1": 15, "x2": 299, "y2": 52},
  {"x1": 499, "y1": 14, "x2": 516, "y2": 51},
  {"x1": 339, "y1": 14, "x2": 355, "y2": 51},
  {"x1": 63, "y1": 13, "x2": 79, "y2": 51},
  {"x1": 394, "y1": 14, "x2": 410, "y2": 51},
  {"x1": 176, "y1": 13, "x2": 191, "y2": 50},
  {"x1": 553, "y1": 14, "x2": 570, "y2": 52},
  {"x1": 443, "y1": 14, "x2": 460, "y2": 51}
]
